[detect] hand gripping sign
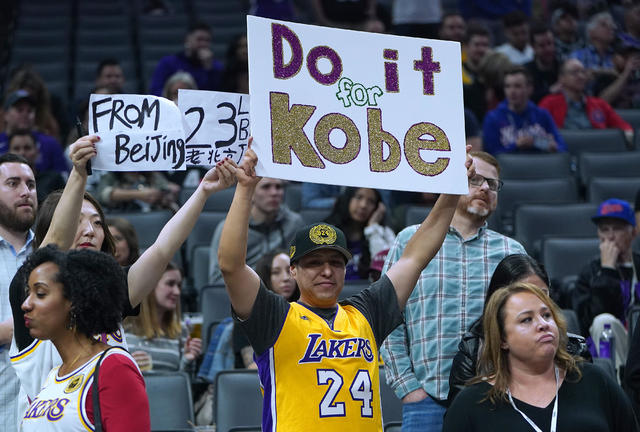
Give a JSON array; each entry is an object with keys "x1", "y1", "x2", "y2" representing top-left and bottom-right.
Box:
[{"x1": 248, "y1": 16, "x2": 468, "y2": 194}]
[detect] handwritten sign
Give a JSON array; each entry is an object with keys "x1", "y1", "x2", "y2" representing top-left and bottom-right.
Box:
[
  {"x1": 248, "y1": 16, "x2": 468, "y2": 194},
  {"x1": 178, "y1": 89, "x2": 251, "y2": 166},
  {"x1": 89, "y1": 94, "x2": 186, "y2": 171}
]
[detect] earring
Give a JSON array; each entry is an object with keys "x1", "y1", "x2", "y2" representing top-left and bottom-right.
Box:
[{"x1": 67, "y1": 312, "x2": 76, "y2": 331}]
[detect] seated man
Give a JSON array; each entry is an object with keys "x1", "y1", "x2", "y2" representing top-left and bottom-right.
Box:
[
  {"x1": 208, "y1": 177, "x2": 303, "y2": 284},
  {"x1": 575, "y1": 198, "x2": 639, "y2": 370},
  {"x1": 483, "y1": 65, "x2": 566, "y2": 155},
  {"x1": 539, "y1": 58, "x2": 633, "y2": 140},
  {"x1": 495, "y1": 11, "x2": 534, "y2": 65}
]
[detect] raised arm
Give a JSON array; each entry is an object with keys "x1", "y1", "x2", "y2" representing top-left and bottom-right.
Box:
[
  {"x1": 218, "y1": 145, "x2": 262, "y2": 320},
  {"x1": 127, "y1": 158, "x2": 237, "y2": 307},
  {"x1": 39, "y1": 136, "x2": 98, "y2": 250},
  {"x1": 385, "y1": 151, "x2": 475, "y2": 309}
]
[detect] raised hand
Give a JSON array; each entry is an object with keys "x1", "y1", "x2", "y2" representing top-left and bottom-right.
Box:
[
  {"x1": 368, "y1": 202, "x2": 386, "y2": 226},
  {"x1": 68, "y1": 135, "x2": 99, "y2": 177},
  {"x1": 237, "y1": 137, "x2": 261, "y2": 187},
  {"x1": 465, "y1": 144, "x2": 476, "y2": 179},
  {"x1": 200, "y1": 157, "x2": 238, "y2": 196}
]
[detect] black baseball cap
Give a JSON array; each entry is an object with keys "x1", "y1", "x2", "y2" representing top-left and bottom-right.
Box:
[
  {"x1": 4, "y1": 90, "x2": 35, "y2": 110},
  {"x1": 289, "y1": 223, "x2": 352, "y2": 264}
]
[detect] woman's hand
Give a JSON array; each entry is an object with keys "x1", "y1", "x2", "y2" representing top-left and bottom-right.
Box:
[
  {"x1": 368, "y1": 202, "x2": 386, "y2": 226},
  {"x1": 69, "y1": 135, "x2": 99, "y2": 177},
  {"x1": 200, "y1": 157, "x2": 238, "y2": 196},
  {"x1": 184, "y1": 336, "x2": 202, "y2": 361},
  {"x1": 131, "y1": 350, "x2": 152, "y2": 371}
]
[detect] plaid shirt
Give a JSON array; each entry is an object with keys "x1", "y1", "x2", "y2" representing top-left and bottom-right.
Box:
[
  {"x1": 0, "y1": 231, "x2": 33, "y2": 432},
  {"x1": 380, "y1": 224, "x2": 525, "y2": 401},
  {"x1": 570, "y1": 44, "x2": 614, "y2": 71}
]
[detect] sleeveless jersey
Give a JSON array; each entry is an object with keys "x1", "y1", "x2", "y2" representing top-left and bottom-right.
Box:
[
  {"x1": 10, "y1": 325, "x2": 128, "y2": 423},
  {"x1": 20, "y1": 347, "x2": 139, "y2": 432},
  {"x1": 256, "y1": 302, "x2": 383, "y2": 431}
]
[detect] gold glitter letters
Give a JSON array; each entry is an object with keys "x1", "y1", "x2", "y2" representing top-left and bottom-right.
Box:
[
  {"x1": 403, "y1": 122, "x2": 450, "y2": 176},
  {"x1": 314, "y1": 113, "x2": 361, "y2": 164},
  {"x1": 367, "y1": 108, "x2": 401, "y2": 172}
]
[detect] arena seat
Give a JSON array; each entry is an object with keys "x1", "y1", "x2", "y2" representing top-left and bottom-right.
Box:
[
  {"x1": 380, "y1": 367, "x2": 403, "y2": 424},
  {"x1": 215, "y1": 370, "x2": 262, "y2": 432},
  {"x1": 513, "y1": 203, "x2": 598, "y2": 256},
  {"x1": 144, "y1": 371, "x2": 194, "y2": 431},
  {"x1": 404, "y1": 205, "x2": 432, "y2": 227},
  {"x1": 108, "y1": 210, "x2": 172, "y2": 249},
  {"x1": 616, "y1": 109, "x2": 640, "y2": 129},
  {"x1": 542, "y1": 237, "x2": 599, "y2": 284},
  {"x1": 191, "y1": 245, "x2": 211, "y2": 295},
  {"x1": 587, "y1": 177, "x2": 640, "y2": 204},
  {"x1": 497, "y1": 153, "x2": 572, "y2": 180},
  {"x1": 385, "y1": 422, "x2": 402, "y2": 432},
  {"x1": 561, "y1": 129, "x2": 628, "y2": 156},
  {"x1": 578, "y1": 152, "x2": 640, "y2": 186},
  {"x1": 200, "y1": 285, "x2": 231, "y2": 345},
  {"x1": 300, "y1": 208, "x2": 332, "y2": 225}
]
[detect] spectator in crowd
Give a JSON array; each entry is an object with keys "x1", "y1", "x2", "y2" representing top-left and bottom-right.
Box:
[
  {"x1": 221, "y1": 33, "x2": 249, "y2": 94},
  {"x1": 594, "y1": 43, "x2": 640, "y2": 109},
  {"x1": 525, "y1": 22, "x2": 561, "y2": 103},
  {"x1": 620, "y1": 2, "x2": 640, "y2": 50},
  {"x1": 217, "y1": 144, "x2": 473, "y2": 431},
  {"x1": 4, "y1": 67, "x2": 63, "y2": 140},
  {"x1": 390, "y1": 0, "x2": 442, "y2": 38},
  {"x1": 551, "y1": 2, "x2": 584, "y2": 61},
  {"x1": 496, "y1": 11, "x2": 534, "y2": 65},
  {"x1": 149, "y1": 22, "x2": 224, "y2": 96},
  {"x1": 312, "y1": 0, "x2": 384, "y2": 32},
  {"x1": 7, "y1": 131, "x2": 64, "y2": 203},
  {"x1": 325, "y1": 187, "x2": 396, "y2": 280},
  {"x1": 125, "y1": 262, "x2": 202, "y2": 372},
  {"x1": 447, "y1": 254, "x2": 590, "y2": 405},
  {"x1": 9, "y1": 136, "x2": 239, "y2": 427},
  {"x1": 570, "y1": 12, "x2": 617, "y2": 76},
  {"x1": 462, "y1": 23, "x2": 491, "y2": 86},
  {"x1": 162, "y1": 71, "x2": 197, "y2": 105},
  {"x1": 443, "y1": 283, "x2": 637, "y2": 432},
  {"x1": 483, "y1": 66, "x2": 566, "y2": 155},
  {"x1": 464, "y1": 108, "x2": 482, "y2": 151},
  {"x1": 381, "y1": 151, "x2": 525, "y2": 431},
  {"x1": 208, "y1": 177, "x2": 303, "y2": 284},
  {"x1": 0, "y1": 153, "x2": 36, "y2": 432},
  {"x1": 0, "y1": 90, "x2": 68, "y2": 175},
  {"x1": 574, "y1": 198, "x2": 639, "y2": 370},
  {"x1": 465, "y1": 49, "x2": 513, "y2": 123},
  {"x1": 96, "y1": 171, "x2": 180, "y2": 213},
  {"x1": 106, "y1": 217, "x2": 140, "y2": 267},
  {"x1": 539, "y1": 58, "x2": 633, "y2": 137},
  {"x1": 95, "y1": 58, "x2": 125, "y2": 94},
  {"x1": 439, "y1": 12, "x2": 466, "y2": 43},
  {"x1": 232, "y1": 248, "x2": 300, "y2": 369},
  {"x1": 20, "y1": 246, "x2": 150, "y2": 431}
]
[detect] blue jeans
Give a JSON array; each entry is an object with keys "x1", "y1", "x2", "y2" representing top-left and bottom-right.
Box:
[{"x1": 401, "y1": 396, "x2": 446, "y2": 432}]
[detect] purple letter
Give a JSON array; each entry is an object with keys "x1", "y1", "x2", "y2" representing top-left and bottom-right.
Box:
[{"x1": 272, "y1": 23, "x2": 303, "y2": 79}]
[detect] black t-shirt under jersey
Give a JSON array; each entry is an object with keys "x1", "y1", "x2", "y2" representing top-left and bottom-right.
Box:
[{"x1": 237, "y1": 274, "x2": 403, "y2": 357}]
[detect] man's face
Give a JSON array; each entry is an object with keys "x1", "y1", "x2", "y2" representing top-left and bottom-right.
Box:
[
  {"x1": 440, "y1": 15, "x2": 466, "y2": 42},
  {"x1": 96, "y1": 65, "x2": 124, "y2": 93},
  {"x1": 533, "y1": 31, "x2": 556, "y2": 65},
  {"x1": 504, "y1": 72, "x2": 530, "y2": 111},
  {"x1": 0, "y1": 162, "x2": 37, "y2": 233},
  {"x1": 457, "y1": 157, "x2": 499, "y2": 220},
  {"x1": 185, "y1": 29, "x2": 212, "y2": 54},
  {"x1": 507, "y1": 23, "x2": 530, "y2": 50},
  {"x1": 467, "y1": 35, "x2": 490, "y2": 64},
  {"x1": 560, "y1": 59, "x2": 588, "y2": 93},
  {"x1": 291, "y1": 249, "x2": 346, "y2": 308},
  {"x1": 8, "y1": 135, "x2": 38, "y2": 165},
  {"x1": 554, "y1": 14, "x2": 577, "y2": 38},
  {"x1": 590, "y1": 16, "x2": 616, "y2": 45},
  {"x1": 4, "y1": 101, "x2": 35, "y2": 132},
  {"x1": 597, "y1": 219, "x2": 635, "y2": 258},
  {"x1": 252, "y1": 178, "x2": 284, "y2": 216}
]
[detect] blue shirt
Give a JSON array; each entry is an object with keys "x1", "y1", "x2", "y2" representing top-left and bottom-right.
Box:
[{"x1": 149, "y1": 52, "x2": 224, "y2": 96}]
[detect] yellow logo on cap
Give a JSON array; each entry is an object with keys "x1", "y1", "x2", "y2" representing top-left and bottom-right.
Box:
[
  {"x1": 64, "y1": 374, "x2": 84, "y2": 394},
  {"x1": 309, "y1": 224, "x2": 337, "y2": 245},
  {"x1": 290, "y1": 245, "x2": 296, "y2": 258}
]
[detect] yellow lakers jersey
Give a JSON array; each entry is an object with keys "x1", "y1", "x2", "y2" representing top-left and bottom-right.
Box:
[{"x1": 255, "y1": 302, "x2": 383, "y2": 431}]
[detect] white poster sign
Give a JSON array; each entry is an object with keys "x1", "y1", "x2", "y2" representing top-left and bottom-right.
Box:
[
  {"x1": 248, "y1": 16, "x2": 468, "y2": 194},
  {"x1": 88, "y1": 94, "x2": 186, "y2": 171},
  {"x1": 178, "y1": 89, "x2": 251, "y2": 166}
]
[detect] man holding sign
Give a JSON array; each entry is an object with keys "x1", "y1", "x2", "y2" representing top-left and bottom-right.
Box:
[{"x1": 218, "y1": 144, "x2": 475, "y2": 431}]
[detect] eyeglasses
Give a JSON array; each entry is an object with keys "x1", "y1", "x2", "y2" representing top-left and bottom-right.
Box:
[{"x1": 469, "y1": 174, "x2": 503, "y2": 192}]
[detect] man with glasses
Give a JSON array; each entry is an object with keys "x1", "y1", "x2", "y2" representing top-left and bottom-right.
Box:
[{"x1": 381, "y1": 151, "x2": 526, "y2": 431}]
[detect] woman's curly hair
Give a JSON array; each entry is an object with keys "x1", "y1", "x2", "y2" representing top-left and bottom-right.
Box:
[{"x1": 23, "y1": 245, "x2": 127, "y2": 338}]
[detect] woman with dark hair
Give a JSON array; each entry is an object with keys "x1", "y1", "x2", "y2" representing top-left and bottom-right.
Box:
[
  {"x1": 125, "y1": 262, "x2": 201, "y2": 371},
  {"x1": 325, "y1": 187, "x2": 395, "y2": 280},
  {"x1": 9, "y1": 135, "x2": 238, "y2": 424},
  {"x1": 444, "y1": 283, "x2": 637, "y2": 431},
  {"x1": 20, "y1": 246, "x2": 149, "y2": 431},
  {"x1": 447, "y1": 254, "x2": 589, "y2": 405},
  {"x1": 106, "y1": 217, "x2": 140, "y2": 267}
]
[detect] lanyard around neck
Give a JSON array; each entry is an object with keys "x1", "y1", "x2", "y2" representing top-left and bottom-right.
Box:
[{"x1": 507, "y1": 366, "x2": 559, "y2": 432}]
